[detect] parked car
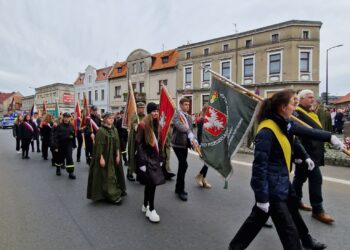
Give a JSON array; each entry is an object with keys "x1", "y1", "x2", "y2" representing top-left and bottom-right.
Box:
[{"x1": 0, "y1": 117, "x2": 15, "y2": 129}]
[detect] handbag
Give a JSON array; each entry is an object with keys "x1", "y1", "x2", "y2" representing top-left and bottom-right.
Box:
[{"x1": 147, "y1": 161, "x2": 165, "y2": 186}]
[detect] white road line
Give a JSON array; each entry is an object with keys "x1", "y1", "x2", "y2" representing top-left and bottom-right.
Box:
[{"x1": 187, "y1": 150, "x2": 350, "y2": 186}]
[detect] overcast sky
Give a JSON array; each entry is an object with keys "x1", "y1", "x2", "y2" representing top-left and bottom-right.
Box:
[{"x1": 0, "y1": 0, "x2": 349, "y2": 96}]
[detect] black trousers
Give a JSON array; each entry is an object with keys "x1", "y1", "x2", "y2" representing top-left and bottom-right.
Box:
[
  {"x1": 144, "y1": 184, "x2": 156, "y2": 211},
  {"x1": 16, "y1": 137, "x2": 21, "y2": 151},
  {"x1": 76, "y1": 132, "x2": 83, "y2": 161},
  {"x1": 199, "y1": 165, "x2": 208, "y2": 178},
  {"x1": 57, "y1": 144, "x2": 74, "y2": 173},
  {"x1": 31, "y1": 137, "x2": 40, "y2": 152},
  {"x1": 173, "y1": 147, "x2": 188, "y2": 193},
  {"x1": 41, "y1": 139, "x2": 50, "y2": 159},
  {"x1": 85, "y1": 136, "x2": 93, "y2": 163},
  {"x1": 292, "y1": 163, "x2": 323, "y2": 213},
  {"x1": 21, "y1": 138, "x2": 31, "y2": 157},
  {"x1": 229, "y1": 202, "x2": 302, "y2": 250}
]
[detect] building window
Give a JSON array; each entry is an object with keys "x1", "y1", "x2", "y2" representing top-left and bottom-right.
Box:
[
  {"x1": 300, "y1": 51, "x2": 310, "y2": 73},
  {"x1": 77, "y1": 93, "x2": 80, "y2": 100},
  {"x1": 158, "y1": 79, "x2": 168, "y2": 94},
  {"x1": 221, "y1": 60, "x2": 231, "y2": 80},
  {"x1": 246, "y1": 39, "x2": 252, "y2": 48},
  {"x1": 132, "y1": 63, "x2": 137, "y2": 74},
  {"x1": 139, "y1": 82, "x2": 144, "y2": 93},
  {"x1": 184, "y1": 66, "x2": 192, "y2": 89},
  {"x1": 302, "y1": 30, "x2": 310, "y2": 39},
  {"x1": 88, "y1": 91, "x2": 92, "y2": 105},
  {"x1": 140, "y1": 61, "x2": 145, "y2": 72},
  {"x1": 115, "y1": 86, "x2": 121, "y2": 98},
  {"x1": 88, "y1": 75, "x2": 92, "y2": 83},
  {"x1": 272, "y1": 33, "x2": 279, "y2": 43},
  {"x1": 132, "y1": 83, "x2": 136, "y2": 92},
  {"x1": 204, "y1": 48, "x2": 209, "y2": 56},
  {"x1": 101, "y1": 109, "x2": 105, "y2": 114},
  {"x1": 223, "y1": 44, "x2": 229, "y2": 52},
  {"x1": 101, "y1": 89, "x2": 105, "y2": 101},
  {"x1": 162, "y1": 56, "x2": 169, "y2": 63},
  {"x1": 186, "y1": 52, "x2": 191, "y2": 59},
  {"x1": 202, "y1": 94, "x2": 210, "y2": 108},
  {"x1": 95, "y1": 90, "x2": 98, "y2": 101},
  {"x1": 201, "y1": 63, "x2": 211, "y2": 88},
  {"x1": 117, "y1": 67, "x2": 122, "y2": 73},
  {"x1": 269, "y1": 53, "x2": 281, "y2": 74},
  {"x1": 244, "y1": 58, "x2": 254, "y2": 77}
]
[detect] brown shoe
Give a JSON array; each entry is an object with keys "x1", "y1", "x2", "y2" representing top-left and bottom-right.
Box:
[
  {"x1": 195, "y1": 174, "x2": 204, "y2": 187},
  {"x1": 312, "y1": 212, "x2": 334, "y2": 224},
  {"x1": 298, "y1": 202, "x2": 312, "y2": 211},
  {"x1": 202, "y1": 178, "x2": 212, "y2": 188}
]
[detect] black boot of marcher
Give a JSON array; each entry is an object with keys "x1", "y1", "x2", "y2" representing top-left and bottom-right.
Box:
[
  {"x1": 56, "y1": 167, "x2": 61, "y2": 176},
  {"x1": 301, "y1": 234, "x2": 327, "y2": 249}
]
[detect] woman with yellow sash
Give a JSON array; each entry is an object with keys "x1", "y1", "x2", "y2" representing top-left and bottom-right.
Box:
[{"x1": 228, "y1": 89, "x2": 346, "y2": 250}]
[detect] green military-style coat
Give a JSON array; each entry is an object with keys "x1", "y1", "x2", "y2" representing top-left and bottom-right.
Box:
[
  {"x1": 127, "y1": 113, "x2": 145, "y2": 173},
  {"x1": 87, "y1": 124, "x2": 126, "y2": 202}
]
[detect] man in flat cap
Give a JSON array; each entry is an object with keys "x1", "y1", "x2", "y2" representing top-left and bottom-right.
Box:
[{"x1": 127, "y1": 102, "x2": 145, "y2": 181}]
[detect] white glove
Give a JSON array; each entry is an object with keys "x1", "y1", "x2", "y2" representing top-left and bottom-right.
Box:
[
  {"x1": 295, "y1": 159, "x2": 303, "y2": 164},
  {"x1": 187, "y1": 132, "x2": 195, "y2": 141},
  {"x1": 305, "y1": 158, "x2": 315, "y2": 171},
  {"x1": 330, "y1": 135, "x2": 346, "y2": 150},
  {"x1": 160, "y1": 162, "x2": 163, "y2": 167},
  {"x1": 257, "y1": 202, "x2": 269, "y2": 213},
  {"x1": 140, "y1": 165, "x2": 146, "y2": 172}
]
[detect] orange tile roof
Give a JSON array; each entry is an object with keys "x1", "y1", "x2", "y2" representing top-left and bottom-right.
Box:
[
  {"x1": 96, "y1": 66, "x2": 113, "y2": 81},
  {"x1": 334, "y1": 92, "x2": 350, "y2": 104},
  {"x1": 108, "y1": 61, "x2": 128, "y2": 79},
  {"x1": 150, "y1": 49, "x2": 178, "y2": 71},
  {"x1": 74, "y1": 73, "x2": 85, "y2": 85},
  {"x1": 0, "y1": 91, "x2": 15, "y2": 104}
]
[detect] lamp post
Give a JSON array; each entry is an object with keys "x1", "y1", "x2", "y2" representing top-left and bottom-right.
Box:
[{"x1": 326, "y1": 44, "x2": 343, "y2": 105}]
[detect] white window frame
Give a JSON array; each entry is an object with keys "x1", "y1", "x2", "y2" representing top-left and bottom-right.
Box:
[
  {"x1": 267, "y1": 50, "x2": 283, "y2": 82},
  {"x1": 201, "y1": 62, "x2": 212, "y2": 88},
  {"x1": 183, "y1": 65, "x2": 193, "y2": 89},
  {"x1": 242, "y1": 54, "x2": 255, "y2": 84},
  {"x1": 95, "y1": 90, "x2": 98, "y2": 101},
  {"x1": 220, "y1": 59, "x2": 232, "y2": 80},
  {"x1": 101, "y1": 89, "x2": 105, "y2": 101},
  {"x1": 200, "y1": 93, "x2": 210, "y2": 112},
  {"x1": 299, "y1": 48, "x2": 313, "y2": 81}
]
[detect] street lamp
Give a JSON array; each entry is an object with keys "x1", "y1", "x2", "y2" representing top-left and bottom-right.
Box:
[{"x1": 326, "y1": 44, "x2": 343, "y2": 105}]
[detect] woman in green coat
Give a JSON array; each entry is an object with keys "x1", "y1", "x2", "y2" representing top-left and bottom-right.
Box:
[{"x1": 87, "y1": 112, "x2": 126, "y2": 204}]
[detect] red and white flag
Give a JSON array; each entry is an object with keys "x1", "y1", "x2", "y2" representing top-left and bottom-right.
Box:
[{"x1": 159, "y1": 84, "x2": 175, "y2": 146}]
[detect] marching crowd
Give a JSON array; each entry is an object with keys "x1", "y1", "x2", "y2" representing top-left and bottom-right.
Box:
[{"x1": 11, "y1": 90, "x2": 348, "y2": 250}]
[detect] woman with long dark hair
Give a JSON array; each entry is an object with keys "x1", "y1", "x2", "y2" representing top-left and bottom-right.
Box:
[
  {"x1": 19, "y1": 114, "x2": 34, "y2": 159},
  {"x1": 229, "y1": 89, "x2": 345, "y2": 250},
  {"x1": 136, "y1": 102, "x2": 165, "y2": 223},
  {"x1": 40, "y1": 114, "x2": 53, "y2": 160},
  {"x1": 13, "y1": 115, "x2": 22, "y2": 153}
]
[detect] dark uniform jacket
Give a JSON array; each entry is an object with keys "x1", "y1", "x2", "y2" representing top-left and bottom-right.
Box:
[
  {"x1": 19, "y1": 121, "x2": 35, "y2": 139},
  {"x1": 53, "y1": 123, "x2": 76, "y2": 148}
]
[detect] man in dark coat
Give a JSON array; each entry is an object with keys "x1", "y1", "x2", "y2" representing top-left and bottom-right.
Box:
[{"x1": 54, "y1": 113, "x2": 76, "y2": 179}]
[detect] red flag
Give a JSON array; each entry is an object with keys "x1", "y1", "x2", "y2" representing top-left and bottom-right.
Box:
[
  {"x1": 81, "y1": 93, "x2": 90, "y2": 128},
  {"x1": 159, "y1": 84, "x2": 175, "y2": 146},
  {"x1": 122, "y1": 81, "x2": 138, "y2": 129},
  {"x1": 74, "y1": 100, "x2": 82, "y2": 134}
]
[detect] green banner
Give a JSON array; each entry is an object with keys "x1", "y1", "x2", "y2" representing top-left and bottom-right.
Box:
[{"x1": 201, "y1": 76, "x2": 259, "y2": 178}]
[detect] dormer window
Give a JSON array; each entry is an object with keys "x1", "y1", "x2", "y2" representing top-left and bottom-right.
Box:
[
  {"x1": 186, "y1": 52, "x2": 191, "y2": 59},
  {"x1": 162, "y1": 56, "x2": 169, "y2": 63},
  {"x1": 117, "y1": 67, "x2": 122, "y2": 73},
  {"x1": 204, "y1": 48, "x2": 209, "y2": 56},
  {"x1": 272, "y1": 33, "x2": 279, "y2": 43}
]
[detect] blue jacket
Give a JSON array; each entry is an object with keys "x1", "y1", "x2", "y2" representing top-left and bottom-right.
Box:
[{"x1": 251, "y1": 114, "x2": 331, "y2": 203}]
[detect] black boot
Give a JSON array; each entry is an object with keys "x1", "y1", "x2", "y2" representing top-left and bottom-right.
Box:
[
  {"x1": 68, "y1": 173, "x2": 76, "y2": 180},
  {"x1": 22, "y1": 150, "x2": 25, "y2": 159},
  {"x1": 127, "y1": 170, "x2": 135, "y2": 181},
  {"x1": 302, "y1": 234, "x2": 327, "y2": 249},
  {"x1": 56, "y1": 167, "x2": 61, "y2": 176}
]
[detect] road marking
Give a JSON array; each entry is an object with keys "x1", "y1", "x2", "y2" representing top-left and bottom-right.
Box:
[{"x1": 187, "y1": 150, "x2": 350, "y2": 186}]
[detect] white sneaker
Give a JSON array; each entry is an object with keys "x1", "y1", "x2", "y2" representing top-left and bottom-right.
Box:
[
  {"x1": 142, "y1": 204, "x2": 149, "y2": 213},
  {"x1": 16, "y1": 151, "x2": 21, "y2": 154},
  {"x1": 148, "y1": 209, "x2": 160, "y2": 223}
]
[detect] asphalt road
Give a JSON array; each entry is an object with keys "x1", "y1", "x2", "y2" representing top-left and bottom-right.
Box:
[{"x1": 0, "y1": 129, "x2": 349, "y2": 250}]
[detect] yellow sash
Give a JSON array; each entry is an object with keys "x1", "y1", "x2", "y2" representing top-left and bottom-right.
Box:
[
  {"x1": 296, "y1": 106, "x2": 322, "y2": 128},
  {"x1": 257, "y1": 119, "x2": 291, "y2": 173}
]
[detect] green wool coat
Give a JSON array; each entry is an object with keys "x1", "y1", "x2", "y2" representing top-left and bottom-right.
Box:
[
  {"x1": 127, "y1": 113, "x2": 145, "y2": 173},
  {"x1": 87, "y1": 125, "x2": 126, "y2": 202}
]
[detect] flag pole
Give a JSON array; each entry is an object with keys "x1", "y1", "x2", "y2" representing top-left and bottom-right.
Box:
[
  {"x1": 206, "y1": 67, "x2": 350, "y2": 157},
  {"x1": 129, "y1": 80, "x2": 139, "y2": 124}
]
